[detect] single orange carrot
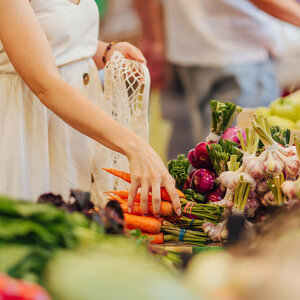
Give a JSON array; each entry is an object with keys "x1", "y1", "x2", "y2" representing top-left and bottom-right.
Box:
[
  {"x1": 103, "y1": 168, "x2": 131, "y2": 183},
  {"x1": 103, "y1": 169, "x2": 185, "y2": 200},
  {"x1": 106, "y1": 194, "x2": 127, "y2": 204},
  {"x1": 141, "y1": 232, "x2": 164, "y2": 244},
  {"x1": 124, "y1": 213, "x2": 161, "y2": 234},
  {"x1": 105, "y1": 191, "x2": 152, "y2": 202},
  {"x1": 161, "y1": 188, "x2": 186, "y2": 201},
  {"x1": 120, "y1": 201, "x2": 173, "y2": 217},
  {"x1": 105, "y1": 191, "x2": 131, "y2": 199},
  {"x1": 106, "y1": 189, "x2": 184, "y2": 204}
]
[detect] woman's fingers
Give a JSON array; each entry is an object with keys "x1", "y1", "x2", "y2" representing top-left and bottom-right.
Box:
[
  {"x1": 140, "y1": 182, "x2": 149, "y2": 215},
  {"x1": 151, "y1": 179, "x2": 161, "y2": 218},
  {"x1": 128, "y1": 180, "x2": 139, "y2": 213},
  {"x1": 164, "y1": 179, "x2": 181, "y2": 216},
  {"x1": 124, "y1": 43, "x2": 146, "y2": 64}
]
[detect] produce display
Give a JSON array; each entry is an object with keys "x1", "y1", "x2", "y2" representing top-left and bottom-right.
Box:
[
  {"x1": 104, "y1": 100, "x2": 300, "y2": 248},
  {"x1": 3, "y1": 97, "x2": 300, "y2": 299},
  {"x1": 255, "y1": 90, "x2": 300, "y2": 128}
]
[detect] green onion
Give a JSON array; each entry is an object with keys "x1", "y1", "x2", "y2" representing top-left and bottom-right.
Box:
[{"x1": 162, "y1": 221, "x2": 209, "y2": 246}]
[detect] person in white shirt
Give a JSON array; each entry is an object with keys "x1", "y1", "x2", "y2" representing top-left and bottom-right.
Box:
[
  {"x1": 0, "y1": 0, "x2": 182, "y2": 217},
  {"x1": 137, "y1": 0, "x2": 300, "y2": 142}
]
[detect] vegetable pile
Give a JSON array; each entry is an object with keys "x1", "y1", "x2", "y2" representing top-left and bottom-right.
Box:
[
  {"x1": 165, "y1": 100, "x2": 300, "y2": 245},
  {"x1": 104, "y1": 100, "x2": 300, "y2": 247},
  {"x1": 104, "y1": 167, "x2": 226, "y2": 246}
]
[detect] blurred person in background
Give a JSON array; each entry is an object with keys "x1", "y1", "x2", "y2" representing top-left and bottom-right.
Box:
[
  {"x1": 137, "y1": 0, "x2": 300, "y2": 142},
  {"x1": 0, "y1": 0, "x2": 182, "y2": 217}
]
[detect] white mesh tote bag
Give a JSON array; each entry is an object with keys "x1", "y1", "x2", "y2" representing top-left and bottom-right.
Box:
[{"x1": 91, "y1": 51, "x2": 151, "y2": 206}]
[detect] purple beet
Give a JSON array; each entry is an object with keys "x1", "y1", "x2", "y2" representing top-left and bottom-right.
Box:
[
  {"x1": 188, "y1": 149, "x2": 201, "y2": 169},
  {"x1": 194, "y1": 142, "x2": 212, "y2": 169},
  {"x1": 192, "y1": 168, "x2": 216, "y2": 194},
  {"x1": 206, "y1": 187, "x2": 225, "y2": 202}
]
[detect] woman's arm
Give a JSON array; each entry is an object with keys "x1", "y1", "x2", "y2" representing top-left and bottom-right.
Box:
[
  {"x1": 93, "y1": 40, "x2": 146, "y2": 70},
  {"x1": 0, "y1": 0, "x2": 181, "y2": 217},
  {"x1": 250, "y1": 0, "x2": 300, "y2": 27}
]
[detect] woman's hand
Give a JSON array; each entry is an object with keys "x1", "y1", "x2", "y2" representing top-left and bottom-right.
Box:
[
  {"x1": 126, "y1": 139, "x2": 182, "y2": 218},
  {"x1": 93, "y1": 41, "x2": 146, "y2": 70},
  {"x1": 107, "y1": 42, "x2": 146, "y2": 64}
]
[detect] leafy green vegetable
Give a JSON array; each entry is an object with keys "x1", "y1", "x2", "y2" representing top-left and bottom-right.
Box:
[
  {"x1": 270, "y1": 126, "x2": 290, "y2": 147},
  {"x1": 168, "y1": 154, "x2": 190, "y2": 190},
  {"x1": 183, "y1": 189, "x2": 206, "y2": 203},
  {"x1": 257, "y1": 125, "x2": 291, "y2": 149},
  {"x1": 210, "y1": 100, "x2": 242, "y2": 136},
  {"x1": 206, "y1": 139, "x2": 242, "y2": 175},
  {"x1": 176, "y1": 154, "x2": 190, "y2": 173},
  {"x1": 0, "y1": 196, "x2": 96, "y2": 284}
]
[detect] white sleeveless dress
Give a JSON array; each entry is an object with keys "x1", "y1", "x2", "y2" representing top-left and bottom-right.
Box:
[{"x1": 0, "y1": 0, "x2": 111, "y2": 201}]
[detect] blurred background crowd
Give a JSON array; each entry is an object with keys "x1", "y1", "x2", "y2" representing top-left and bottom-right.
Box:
[{"x1": 97, "y1": 0, "x2": 300, "y2": 161}]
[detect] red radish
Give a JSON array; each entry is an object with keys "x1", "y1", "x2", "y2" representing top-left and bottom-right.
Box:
[
  {"x1": 206, "y1": 187, "x2": 225, "y2": 202},
  {"x1": 188, "y1": 149, "x2": 201, "y2": 169},
  {"x1": 222, "y1": 127, "x2": 246, "y2": 147},
  {"x1": 192, "y1": 169, "x2": 216, "y2": 194},
  {"x1": 194, "y1": 142, "x2": 212, "y2": 169}
]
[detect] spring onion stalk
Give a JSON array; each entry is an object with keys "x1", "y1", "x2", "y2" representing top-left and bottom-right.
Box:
[
  {"x1": 227, "y1": 154, "x2": 239, "y2": 172},
  {"x1": 162, "y1": 221, "x2": 209, "y2": 246},
  {"x1": 294, "y1": 136, "x2": 300, "y2": 161},
  {"x1": 239, "y1": 127, "x2": 260, "y2": 155},
  {"x1": 180, "y1": 198, "x2": 224, "y2": 223},
  {"x1": 271, "y1": 126, "x2": 290, "y2": 147},
  {"x1": 206, "y1": 140, "x2": 242, "y2": 175},
  {"x1": 254, "y1": 114, "x2": 290, "y2": 148},
  {"x1": 238, "y1": 130, "x2": 247, "y2": 152},
  {"x1": 251, "y1": 120, "x2": 274, "y2": 147},
  {"x1": 233, "y1": 176, "x2": 251, "y2": 212},
  {"x1": 208, "y1": 100, "x2": 242, "y2": 139},
  {"x1": 267, "y1": 174, "x2": 286, "y2": 206},
  {"x1": 176, "y1": 216, "x2": 206, "y2": 230}
]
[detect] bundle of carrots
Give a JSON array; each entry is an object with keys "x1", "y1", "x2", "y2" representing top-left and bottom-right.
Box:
[{"x1": 103, "y1": 168, "x2": 186, "y2": 245}]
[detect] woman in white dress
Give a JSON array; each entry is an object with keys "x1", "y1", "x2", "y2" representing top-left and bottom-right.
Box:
[{"x1": 0, "y1": 0, "x2": 181, "y2": 218}]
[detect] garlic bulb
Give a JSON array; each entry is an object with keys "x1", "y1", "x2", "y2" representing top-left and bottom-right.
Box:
[
  {"x1": 219, "y1": 171, "x2": 256, "y2": 192},
  {"x1": 245, "y1": 197, "x2": 260, "y2": 218},
  {"x1": 243, "y1": 155, "x2": 264, "y2": 180},
  {"x1": 281, "y1": 180, "x2": 296, "y2": 200},
  {"x1": 263, "y1": 152, "x2": 284, "y2": 176},
  {"x1": 261, "y1": 191, "x2": 276, "y2": 207},
  {"x1": 202, "y1": 220, "x2": 227, "y2": 242},
  {"x1": 257, "y1": 179, "x2": 269, "y2": 195},
  {"x1": 276, "y1": 153, "x2": 300, "y2": 178},
  {"x1": 277, "y1": 145, "x2": 296, "y2": 157}
]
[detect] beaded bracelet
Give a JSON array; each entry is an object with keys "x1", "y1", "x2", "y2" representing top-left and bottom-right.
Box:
[{"x1": 102, "y1": 40, "x2": 118, "y2": 65}]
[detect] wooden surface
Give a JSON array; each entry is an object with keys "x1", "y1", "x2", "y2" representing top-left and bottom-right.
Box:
[{"x1": 153, "y1": 242, "x2": 223, "y2": 254}]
